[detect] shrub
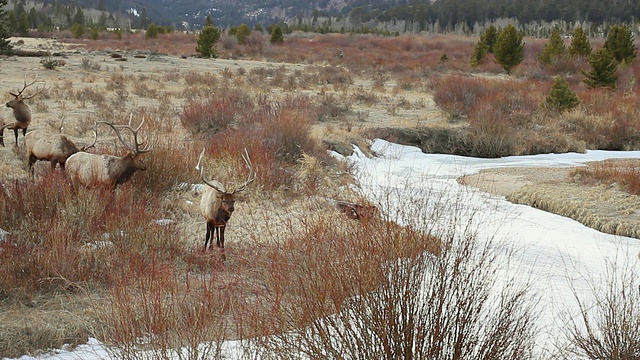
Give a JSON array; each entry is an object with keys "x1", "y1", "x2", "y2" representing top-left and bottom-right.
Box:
[
  {"x1": 40, "y1": 57, "x2": 65, "y2": 70},
  {"x1": 180, "y1": 90, "x2": 251, "y2": 134},
  {"x1": 431, "y1": 75, "x2": 489, "y2": 120},
  {"x1": 248, "y1": 184, "x2": 537, "y2": 359},
  {"x1": 544, "y1": 76, "x2": 580, "y2": 113},
  {"x1": 559, "y1": 256, "x2": 640, "y2": 359}
]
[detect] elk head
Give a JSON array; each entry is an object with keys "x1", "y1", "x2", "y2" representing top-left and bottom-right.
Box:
[
  {"x1": 2, "y1": 76, "x2": 47, "y2": 146},
  {"x1": 98, "y1": 115, "x2": 152, "y2": 184}
]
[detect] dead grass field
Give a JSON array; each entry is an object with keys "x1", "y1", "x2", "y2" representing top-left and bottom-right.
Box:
[{"x1": 1, "y1": 32, "x2": 640, "y2": 358}]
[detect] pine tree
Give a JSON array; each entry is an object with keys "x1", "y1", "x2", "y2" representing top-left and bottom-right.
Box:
[
  {"x1": 470, "y1": 39, "x2": 487, "y2": 67},
  {"x1": 493, "y1": 24, "x2": 525, "y2": 75},
  {"x1": 196, "y1": 24, "x2": 221, "y2": 58},
  {"x1": 582, "y1": 48, "x2": 618, "y2": 89},
  {"x1": 539, "y1": 27, "x2": 566, "y2": 65},
  {"x1": 470, "y1": 25, "x2": 497, "y2": 67},
  {"x1": 604, "y1": 25, "x2": 637, "y2": 64},
  {"x1": 145, "y1": 23, "x2": 158, "y2": 39},
  {"x1": 568, "y1": 26, "x2": 592, "y2": 58},
  {"x1": 0, "y1": 0, "x2": 11, "y2": 55},
  {"x1": 270, "y1": 25, "x2": 284, "y2": 44},
  {"x1": 481, "y1": 25, "x2": 498, "y2": 53},
  {"x1": 236, "y1": 23, "x2": 251, "y2": 45},
  {"x1": 545, "y1": 76, "x2": 580, "y2": 113}
]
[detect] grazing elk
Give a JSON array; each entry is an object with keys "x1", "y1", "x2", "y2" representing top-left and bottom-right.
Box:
[
  {"x1": 65, "y1": 116, "x2": 151, "y2": 189},
  {"x1": 1, "y1": 76, "x2": 47, "y2": 147},
  {"x1": 25, "y1": 120, "x2": 98, "y2": 174},
  {"x1": 199, "y1": 148, "x2": 255, "y2": 253}
]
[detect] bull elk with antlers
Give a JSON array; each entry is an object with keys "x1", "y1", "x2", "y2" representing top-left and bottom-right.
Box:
[
  {"x1": 199, "y1": 148, "x2": 255, "y2": 253},
  {"x1": 65, "y1": 116, "x2": 151, "y2": 189},
  {"x1": 25, "y1": 119, "x2": 98, "y2": 175},
  {"x1": 1, "y1": 76, "x2": 47, "y2": 146}
]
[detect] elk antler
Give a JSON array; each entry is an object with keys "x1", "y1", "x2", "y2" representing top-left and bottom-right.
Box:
[
  {"x1": 201, "y1": 166, "x2": 227, "y2": 194},
  {"x1": 199, "y1": 148, "x2": 255, "y2": 194},
  {"x1": 10, "y1": 75, "x2": 47, "y2": 100},
  {"x1": 195, "y1": 147, "x2": 206, "y2": 171},
  {"x1": 231, "y1": 148, "x2": 256, "y2": 194},
  {"x1": 98, "y1": 114, "x2": 151, "y2": 154},
  {"x1": 80, "y1": 123, "x2": 99, "y2": 151}
]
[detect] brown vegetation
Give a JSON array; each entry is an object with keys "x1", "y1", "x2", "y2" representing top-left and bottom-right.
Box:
[{"x1": 0, "y1": 30, "x2": 639, "y2": 358}]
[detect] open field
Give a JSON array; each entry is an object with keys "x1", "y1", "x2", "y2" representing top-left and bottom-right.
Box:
[{"x1": 1, "y1": 31, "x2": 640, "y2": 358}]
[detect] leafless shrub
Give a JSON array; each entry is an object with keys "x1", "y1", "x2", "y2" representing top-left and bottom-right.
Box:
[
  {"x1": 81, "y1": 57, "x2": 102, "y2": 71},
  {"x1": 556, "y1": 253, "x2": 640, "y2": 359},
  {"x1": 106, "y1": 72, "x2": 130, "y2": 102},
  {"x1": 248, "y1": 184, "x2": 538, "y2": 359}
]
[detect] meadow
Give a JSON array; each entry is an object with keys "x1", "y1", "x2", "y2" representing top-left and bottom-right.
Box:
[{"x1": 0, "y1": 29, "x2": 639, "y2": 358}]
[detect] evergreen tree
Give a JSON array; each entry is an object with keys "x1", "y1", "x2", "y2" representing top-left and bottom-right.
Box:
[
  {"x1": 236, "y1": 23, "x2": 251, "y2": 45},
  {"x1": 17, "y1": 11, "x2": 29, "y2": 36},
  {"x1": 89, "y1": 26, "x2": 99, "y2": 40},
  {"x1": 0, "y1": 0, "x2": 12, "y2": 55},
  {"x1": 205, "y1": 15, "x2": 213, "y2": 27},
  {"x1": 481, "y1": 24, "x2": 498, "y2": 53},
  {"x1": 470, "y1": 25, "x2": 497, "y2": 67},
  {"x1": 71, "y1": 23, "x2": 86, "y2": 38},
  {"x1": 270, "y1": 25, "x2": 284, "y2": 44},
  {"x1": 545, "y1": 76, "x2": 580, "y2": 113},
  {"x1": 493, "y1": 24, "x2": 525, "y2": 75},
  {"x1": 470, "y1": 40, "x2": 487, "y2": 67},
  {"x1": 604, "y1": 25, "x2": 636, "y2": 64},
  {"x1": 145, "y1": 23, "x2": 158, "y2": 39},
  {"x1": 196, "y1": 24, "x2": 220, "y2": 58},
  {"x1": 72, "y1": 8, "x2": 84, "y2": 25},
  {"x1": 568, "y1": 26, "x2": 592, "y2": 58},
  {"x1": 582, "y1": 48, "x2": 618, "y2": 89},
  {"x1": 539, "y1": 26, "x2": 565, "y2": 65}
]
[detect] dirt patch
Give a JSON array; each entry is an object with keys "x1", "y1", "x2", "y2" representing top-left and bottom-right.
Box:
[{"x1": 459, "y1": 164, "x2": 640, "y2": 239}]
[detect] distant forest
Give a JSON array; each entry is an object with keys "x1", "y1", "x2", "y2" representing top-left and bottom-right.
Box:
[{"x1": 2, "y1": 0, "x2": 640, "y2": 33}]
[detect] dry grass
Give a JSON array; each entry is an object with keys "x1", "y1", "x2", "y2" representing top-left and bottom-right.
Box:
[{"x1": 1, "y1": 30, "x2": 639, "y2": 358}]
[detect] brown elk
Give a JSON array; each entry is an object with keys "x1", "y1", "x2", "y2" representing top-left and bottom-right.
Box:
[
  {"x1": 1, "y1": 76, "x2": 47, "y2": 147},
  {"x1": 25, "y1": 120, "x2": 98, "y2": 174},
  {"x1": 65, "y1": 116, "x2": 151, "y2": 189},
  {"x1": 199, "y1": 148, "x2": 255, "y2": 252}
]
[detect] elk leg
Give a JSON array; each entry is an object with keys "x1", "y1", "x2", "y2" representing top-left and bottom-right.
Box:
[
  {"x1": 216, "y1": 226, "x2": 226, "y2": 248},
  {"x1": 28, "y1": 155, "x2": 37, "y2": 175},
  {"x1": 204, "y1": 222, "x2": 213, "y2": 250},
  {"x1": 218, "y1": 227, "x2": 226, "y2": 261},
  {"x1": 13, "y1": 129, "x2": 18, "y2": 146}
]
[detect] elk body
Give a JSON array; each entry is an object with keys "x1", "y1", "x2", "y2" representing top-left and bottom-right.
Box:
[
  {"x1": 1, "y1": 77, "x2": 46, "y2": 147},
  {"x1": 199, "y1": 149, "x2": 255, "y2": 252},
  {"x1": 25, "y1": 125, "x2": 97, "y2": 174},
  {"x1": 65, "y1": 118, "x2": 150, "y2": 189}
]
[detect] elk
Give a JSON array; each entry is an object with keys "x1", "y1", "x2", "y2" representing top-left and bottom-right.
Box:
[
  {"x1": 199, "y1": 148, "x2": 255, "y2": 252},
  {"x1": 65, "y1": 116, "x2": 151, "y2": 189},
  {"x1": 1, "y1": 76, "x2": 47, "y2": 147},
  {"x1": 25, "y1": 120, "x2": 98, "y2": 174}
]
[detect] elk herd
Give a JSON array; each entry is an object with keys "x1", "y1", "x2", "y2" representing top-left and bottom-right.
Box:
[{"x1": 1, "y1": 75, "x2": 255, "y2": 257}]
